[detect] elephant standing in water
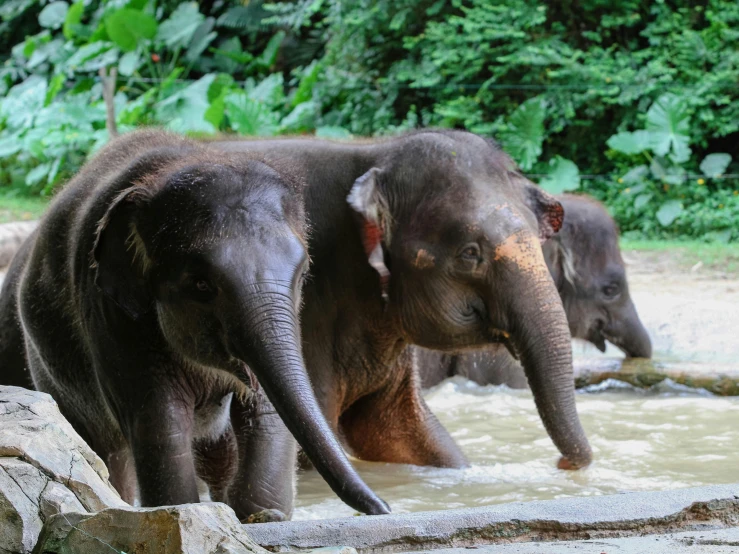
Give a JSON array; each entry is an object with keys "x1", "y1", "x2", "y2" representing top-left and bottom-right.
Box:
[
  {"x1": 214, "y1": 130, "x2": 593, "y2": 471},
  {"x1": 417, "y1": 194, "x2": 652, "y2": 389},
  {"x1": 0, "y1": 131, "x2": 387, "y2": 520}
]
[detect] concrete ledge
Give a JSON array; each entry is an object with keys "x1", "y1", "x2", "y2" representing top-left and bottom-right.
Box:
[
  {"x1": 246, "y1": 485, "x2": 739, "y2": 553},
  {"x1": 412, "y1": 528, "x2": 739, "y2": 553}
]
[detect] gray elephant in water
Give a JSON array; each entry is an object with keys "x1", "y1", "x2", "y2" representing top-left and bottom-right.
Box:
[
  {"x1": 418, "y1": 194, "x2": 652, "y2": 389},
  {"x1": 0, "y1": 130, "x2": 387, "y2": 520}
]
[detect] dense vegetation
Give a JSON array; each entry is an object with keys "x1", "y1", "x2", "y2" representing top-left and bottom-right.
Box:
[{"x1": 1, "y1": 0, "x2": 737, "y2": 240}]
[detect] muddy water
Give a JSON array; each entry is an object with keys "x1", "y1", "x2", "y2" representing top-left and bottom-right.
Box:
[{"x1": 294, "y1": 257, "x2": 739, "y2": 520}]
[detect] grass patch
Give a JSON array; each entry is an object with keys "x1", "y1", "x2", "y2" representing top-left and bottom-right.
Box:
[
  {"x1": 0, "y1": 192, "x2": 50, "y2": 223},
  {"x1": 621, "y1": 238, "x2": 739, "y2": 273}
]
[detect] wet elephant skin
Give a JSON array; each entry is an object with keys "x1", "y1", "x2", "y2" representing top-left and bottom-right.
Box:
[
  {"x1": 214, "y1": 130, "x2": 593, "y2": 472},
  {"x1": 0, "y1": 130, "x2": 388, "y2": 521},
  {"x1": 418, "y1": 194, "x2": 652, "y2": 389}
]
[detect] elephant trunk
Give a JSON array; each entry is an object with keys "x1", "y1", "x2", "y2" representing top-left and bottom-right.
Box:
[
  {"x1": 229, "y1": 290, "x2": 389, "y2": 515},
  {"x1": 607, "y1": 301, "x2": 652, "y2": 359},
  {"x1": 496, "y1": 231, "x2": 592, "y2": 469}
]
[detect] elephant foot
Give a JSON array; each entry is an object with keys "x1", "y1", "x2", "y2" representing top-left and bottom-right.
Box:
[{"x1": 244, "y1": 509, "x2": 287, "y2": 523}]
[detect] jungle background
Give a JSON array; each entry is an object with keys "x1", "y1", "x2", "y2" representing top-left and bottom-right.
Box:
[{"x1": 0, "y1": 0, "x2": 738, "y2": 244}]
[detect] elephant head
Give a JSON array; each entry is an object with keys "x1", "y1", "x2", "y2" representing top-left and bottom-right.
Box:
[
  {"x1": 348, "y1": 131, "x2": 592, "y2": 469},
  {"x1": 545, "y1": 195, "x2": 652, "y2": 358},
  {"x1": 93, "y1": 150, "x2": 388, "y2": 515}
]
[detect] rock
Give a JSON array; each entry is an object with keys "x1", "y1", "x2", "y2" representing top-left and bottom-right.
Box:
[
  {"x1": 0, "y1": 221, "x2": 37, "y2": 269},
  {"x1": 0, "y1": 386, "x2": 125, "y2": 554},
  {"x1": 33, "y1": 503, "x2": 271, "y2": 554}
]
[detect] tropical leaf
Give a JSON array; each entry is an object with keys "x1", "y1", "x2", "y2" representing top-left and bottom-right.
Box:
[
  {"x1": 156, "y1": 2, "x2": 204, "y2": 50},
  {"x1": 63, "y1": 1, "x2": 84, "y2": 40},
  {"x1": 699, "y1": 153, "x2": 732, "y2": 178},
  {"x1": 155, "y1": 74, "x2": 217, "y2": 134},
  {"x1": 105, "y1": 9, "x2": 157, "y2": 52},
  {"x1": 634, "y1": 194, "x2": 652, "y2": 210},
  {"x1": 539, "y1": 156, "x2": 580, "y2": 194},
  {"x1": 606, "y1": 130, "x2": 650, "y2": 155},
  {"x1": 185, "y1": 18, "x2": 216, "y2": 63},
  {"x1": 646, "y1": 93, "x2": 691, "y2": 163},
  {"x1": 39, "y1": 1, "x2": 68, "y2": 30},
  {"x1": 224, "y1": 90, "x2": 279, "y2": 136},
  {"x1": 656, "y1": 200, "x2": 684, "y2": 227},
  {"x1": 316, "y1": 126, "x2": 351, "y2": 139},
  {"x1": 280, "y1": 100, "x2": 316, "y2": 133},
  {"x1": 500, "y1": 97, "x2": 545, "y2": 171}
]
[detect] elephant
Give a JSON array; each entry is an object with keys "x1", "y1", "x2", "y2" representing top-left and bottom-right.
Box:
[
  {"x1": 1, "y1": 130, "x2": 388, "y2": 520},
  {"x1": 417, "y1": 194, "x2": 652, "y2": 389},
  {"x1": 213, "y1": 130, "x2": 593, "y2": 472}
]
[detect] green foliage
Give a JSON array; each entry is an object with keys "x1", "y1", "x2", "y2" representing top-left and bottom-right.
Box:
[
  {"x1": 0, "y1": 0, "x2": 736, "y2": 241},
  {"x1": 0, "y1": 0, "x2": 327, "y2": 196}
]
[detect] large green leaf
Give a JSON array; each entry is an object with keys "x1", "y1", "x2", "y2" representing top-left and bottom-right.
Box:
[
  {"x1": 0, "y1": 76, "x2": 47, "y2": 130},
  {"x1": 155, "y1": 75, "x2": 216, "y2": 134},
  {"x1": 105, "y1": 9, "x2": 157, "y2": 52},
  {"x1": 316, "y1": 126, "x2": 351, "y2": 139},
  {"x1": 185, "y1": 17, "x2": 216, "y2": 63},
  {"x1": 646, "y1": 93, "x2": 691, "y2": 163},
  {"x1": 606, "y1": 130, "x2": 650, "y2": 155},
  {"x1": 280, "y1": 101, "x2": 317, "y2": 133},
  {"x1": 539, "y1": 156, "x2": 580, "y2": 194},
  {"x1": 39, "y1": 1, "x2": 68, "y2": 29},
  {"x1": 656, "y1": 200, "x2": 684, "y2": 227},
  {"x1": 157, "y1": 2, "x2": 204, "y2": 50},
  {"x1": 500, "y1": 97, "x2": 545, "y2": 171},
  {"x1": 63, "y1": 1, "x2": 84, "y2": 39},
  {"x1": 699, "y1": 153, "x2": 732, "y2": 178},
  {"x1": 224, "y1": 90, "x2": 279, "y2": 136},
  {"x1": 292, "y1": 61, "x2": 320, "y2": 107},
  {"x1": 248, "y1": 73, "x2": 285, "y2": 110}
]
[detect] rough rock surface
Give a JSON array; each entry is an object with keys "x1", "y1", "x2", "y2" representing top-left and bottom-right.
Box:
[
  {"x1": 0, "y1": 221, "x2": 37, "y2": 269},
  {"x1": 33, "y1": 503, "x2": 272, "y2": 554},
  {"x1": 0, "y1": 386, "x2": 125, "y2": 554},
  {"x1": 246, "y1": 484, "x2": 739, "y2": 553},
  {"x1": 406, "y1": 527, "x2": 739, "y2": 553}
]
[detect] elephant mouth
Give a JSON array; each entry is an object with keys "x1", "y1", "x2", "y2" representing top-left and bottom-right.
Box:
[{"x1": 586, "y1": 324, "x2": 607, "y2": 353}]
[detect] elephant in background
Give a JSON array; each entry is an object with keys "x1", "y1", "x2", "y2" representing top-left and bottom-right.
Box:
[
  {"x1": 418, "y1": 194, "x2": 652, "y2": 389},
  {"x1": 1, "y1": 130, "x2": 387, "y2": 521},
  {"x1": 214, "y1": 130, "x2": 593, "y2": 472}
]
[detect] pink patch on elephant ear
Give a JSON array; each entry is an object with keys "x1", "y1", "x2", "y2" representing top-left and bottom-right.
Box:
[
  {"x1": 539, "y1": 199, "x2": 565, "y2": 243},
  {"x1": 362, "y1": 219, "x2": 382, "y2": 256},
  {"x1": 361, "y1": 219, "x2": 390, "y2": 302}
]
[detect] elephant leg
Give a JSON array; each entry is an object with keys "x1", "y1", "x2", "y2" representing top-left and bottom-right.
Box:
[
  {"x1": 194, "y1": 426, "x2": 238, "y2": 503},
  {"x1": 106, "y1": 448, "x2": 138, "y2": 505},
  {"x1": 340, "y1": 353, "x2": 468, "y2": 468},
  {"x1": 226, "y1": 390, "x2": 297, "y2": 522},
  {"x1": 126, "y1": 391, "x2": 199, "y2": 507}
]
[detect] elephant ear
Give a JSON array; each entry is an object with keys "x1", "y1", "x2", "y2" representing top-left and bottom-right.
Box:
[
  {"x1": 511, "y1": 172, "x2": 565, "y2": 244},
  {"x1": 92, "y1": 186, "x2": 153, "y2": 320},
  {"x1": 347, "y1": 167, "x2": 391, "y2": 300}
]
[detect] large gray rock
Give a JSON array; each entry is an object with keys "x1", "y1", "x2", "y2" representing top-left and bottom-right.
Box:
[
  {"x1": 33, "y1": 503, "x2": 271, "y2": 554},
  {"x1": 0, "y1": 386, "x2": 125, "y2": 554}
]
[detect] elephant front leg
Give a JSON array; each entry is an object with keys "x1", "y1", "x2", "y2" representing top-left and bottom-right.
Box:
[
  {"x1": 340, "y1": 361, "x2": 468, "y2": 468},
  {"x1": 126, "y1": 394, "x2": 200, "y2": 507},
  {"x1": 227, "y1": 390, "x2": 297, "y2": 522}
]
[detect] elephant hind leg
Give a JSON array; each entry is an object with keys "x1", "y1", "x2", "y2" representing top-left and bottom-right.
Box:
[
  {"x1": 339, "y1": 354, "x2": 469, "y2": 468},
  {"x1": 193, "y1": 427, "x2": 238, "y2": 503},
  {"x1": 106, "y1": 448, "x2": 138, "y2": 505}
]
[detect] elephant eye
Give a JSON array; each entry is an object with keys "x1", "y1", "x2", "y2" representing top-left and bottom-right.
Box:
[
  {"x1": 602, "y1": 283, "x2": 620, "y2": 298},
  {"x1": 459, "y1": 243, "x2": 481, "y2": 261},
  {"x1": 188, "y1": 277, "x2": 217, "y2": 301},
  {"x1": 195, "y1": 280, "x2": 211, "y2": 292}
]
